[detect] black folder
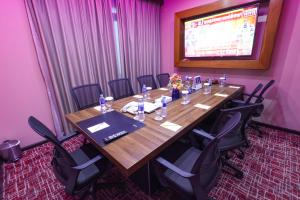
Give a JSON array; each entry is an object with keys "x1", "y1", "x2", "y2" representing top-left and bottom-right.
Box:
[{"x1": 77, "y1": 111, "x2": 145, "y2": 147}]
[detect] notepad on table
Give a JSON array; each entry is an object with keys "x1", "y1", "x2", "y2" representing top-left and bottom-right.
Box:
[
  {"x1": 133, "y1": 95, "x2": 143, "y2": 98},
  {"x1": 87, "y1": 122, "x2": 110, "y2": 133},
  {"x1": 158, "y1": 88, "x2": 169, "y2": 91},
  {"x1": 160, "y1": 121, "x2": 182, "y2": 132},
  {"x1": 214, "y1": 93, "x2": 229, "y2": 97},
  {"x1": 229, "y1": 85, "x2": 240, "y2": 89},
  {"x1": 194, "y1": 103, "x2": 211, "y2": 110}
]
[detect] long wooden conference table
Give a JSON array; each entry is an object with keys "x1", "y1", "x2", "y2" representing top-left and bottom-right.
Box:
[{"x1": 66, "y1": 84, "x2": 243, "y2": 192}]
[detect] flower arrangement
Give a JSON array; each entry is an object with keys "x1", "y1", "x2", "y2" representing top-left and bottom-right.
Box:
[{"x1": 168, "y1": 73, "x2": 183, "y2": 90}]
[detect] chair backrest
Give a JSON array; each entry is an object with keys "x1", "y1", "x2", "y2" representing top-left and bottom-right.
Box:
[
  {"x1": 108, "y1": 78, "x2": 134, "y2": 100},
  {"x1": 137, "y1": 75, "x2": 158, "y2": 91},
  {"x1": 244, "y1": 83, "x2": 263, "y2": 104},
  {"x1": 190, "y1": 112, "x2": 241, "y2": 192},
  {"x1": 213, "y1": 103, "x2": 264, "y2": 143},
  {"x1": 28, "y1": 116, "x2": 78, "y2": 193},
  {"x1": 255, "y1": 80, "x2": 275, "y2": 103},
  {"x1": 28, "y1": 116, "x2": 61, "y2": 145},
  {"x1": 71, "y1": 83, "x2": 102, "y2": 110},
  {"x1": 156, "y1": 73, "x2": 170, "y2": 88}
]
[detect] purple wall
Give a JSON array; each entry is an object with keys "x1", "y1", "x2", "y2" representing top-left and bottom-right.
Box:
[
  {"x1": 0, "y1": 0, "x2": 54, "y2": 147},
  {"x1": 161, "y1": 0, "x2": 300, "y2": 131}
]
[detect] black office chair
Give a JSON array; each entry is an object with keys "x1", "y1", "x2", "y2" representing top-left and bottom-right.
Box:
[
  {"x1": 231, "y1": 83, "x2": 264, "y2": 106},
  {"x1": 230, "y1": 80, "x2": 275, "y2": 137},
  {"x1": 137, "y1": 75, "x2": 157, "y2": 92},
  {"x1": 192, "y1": 103, "x2": 264, "y2": 179},
  {"x1": 247, "y1": 80, "x2": 275, "y2": 136},
  {"x1": 255, "y1": 80, "x2": 275, "y2": 103},
  {"x1": 154, "y1": 111, "x2": 241, "y2": 200},
  {"x1": 108, "y1": 78, "x2": 134, "y2": 100},
  {"x1": 28, "y1": 116, "x2": 111, "y2": 199},
  {"x1": 156, "y1": 73, "x2": 170, "y2": 88},
  {"x1": 71, "y1": 83, "x2": 102, "y2": 110}
]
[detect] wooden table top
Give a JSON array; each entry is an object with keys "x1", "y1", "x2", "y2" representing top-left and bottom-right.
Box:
[{"x1": 66, "y1": 84, "x2": 243, "y2": 177}]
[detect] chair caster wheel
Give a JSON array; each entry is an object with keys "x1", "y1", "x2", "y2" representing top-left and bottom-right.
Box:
[{"x1": 235, "y1": 172, "x2": 243, "y2": 179}]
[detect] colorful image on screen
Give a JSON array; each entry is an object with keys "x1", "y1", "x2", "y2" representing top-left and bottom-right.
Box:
[{"x1": 184, "y1": 5, "x2": 258, "y2": 58}]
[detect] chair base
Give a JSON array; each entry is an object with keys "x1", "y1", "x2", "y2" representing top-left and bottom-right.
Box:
[
  {"x1": 224, "y1": 148, "x2": 245, "y2": 160},
  {"x1": 249, "y1": 123, "x2": 265, "y2": 138},
  {"x1": 235, "y1": 148, "x2": 245, "y2": 160},
  {"x1": 221, "y1": 158, "x2": 243, "y2": 179}
]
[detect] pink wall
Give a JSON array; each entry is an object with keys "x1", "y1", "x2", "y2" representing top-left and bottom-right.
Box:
[
  {"x1": 0, "y1": 0, "x2": 54, "y2": 147},
  {"x1": 161, "y1": 0, "x2": 300, "y2": 131}
]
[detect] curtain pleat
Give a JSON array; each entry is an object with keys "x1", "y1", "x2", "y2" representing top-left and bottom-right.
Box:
[
  {"x1": 117, "y1": 0, "x2": 161, "y2": 93},
  {"x1": 25, "y1": 0, "x2": 161, "y2": 135},
  {"x1": 25, "y1": 0, "x2": 118, "y2": 135}
]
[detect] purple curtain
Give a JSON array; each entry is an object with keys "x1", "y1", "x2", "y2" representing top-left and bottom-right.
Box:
[
  {"x1": 25, "y1": 0, "x2": 119, "y2": 135},
  {"x1": 117, "y1": 0, "x2": 161, "y2": 92},
  {"x1": 25, "y1": 0, "x2": 161, "y2": 135}
]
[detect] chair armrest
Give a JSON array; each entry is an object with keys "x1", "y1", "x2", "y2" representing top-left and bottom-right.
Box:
[
  {"x1": 156, "y1": 157, "x2": 195, "y2": 178},
  {"x1": 72, "y1": 155, "x2": 103, "y2": 170},
  {"x1": 58, "y1": 131, "x2": 80, "y2": 143},
  {"x1": 231, "y1": 99, "x2": 246, "y2": 105},
  {"x1": 221, "y1": 103, "x2": 264, "y2": 113},
  {"x1": 192, "y1": 129, "x2": 215, "y2": 141},
  {"x1": 243, "y1": 93, "x2": 261, "y2": 99}
]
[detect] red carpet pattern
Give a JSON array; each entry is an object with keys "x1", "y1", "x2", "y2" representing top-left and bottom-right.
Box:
[{"x1": 3, "y1": 127, "x2": 300, "y2": 200}]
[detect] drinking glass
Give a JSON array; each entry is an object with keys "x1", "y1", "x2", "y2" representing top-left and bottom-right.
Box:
[
  {"x1": 219, "y1": 77, "x2": 226, "y2": 87},
  {"x1": 154, "y1": 108, "x2": 163, "y2": 121},
  {"x1": 105, "y1": 96, "x2": 114, "y2": 112},
  {"x1": 146, "y1": 87, "x2": 152, "y2": 100},
  {"x1": 203, "y1": 83, "x2": 211, "y2": 94},
  {"x1": 181, "y1": 90, "x2": 190, "y2": 105}
]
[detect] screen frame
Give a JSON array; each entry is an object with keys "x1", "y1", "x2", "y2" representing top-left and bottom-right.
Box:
[
  {"x1": 183, "y1": 3, "x2": 259, "y2": 59},
  {"x1": 174, "y1": 0, "x2": 283, "y2": 70}
]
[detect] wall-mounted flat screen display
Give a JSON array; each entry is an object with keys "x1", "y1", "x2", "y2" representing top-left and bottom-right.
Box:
[{"x1": 184, "y1": 4, "x2": 258, "y2": 58}]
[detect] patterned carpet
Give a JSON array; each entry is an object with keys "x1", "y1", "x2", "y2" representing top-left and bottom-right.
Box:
[{"x1": 2, "y1": 127, "x2": 300, "y2": 200}]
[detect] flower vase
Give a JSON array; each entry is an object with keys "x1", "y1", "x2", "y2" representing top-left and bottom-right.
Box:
[{"x1": 172, "y1": 88, "x2": 180, "y2": 101}]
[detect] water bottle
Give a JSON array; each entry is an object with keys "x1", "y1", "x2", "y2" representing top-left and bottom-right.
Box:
[
  {"x1": 187, "y1": 76, "x2": 193, "y2": 94},
  {"x1": 208, "y1": 78, "x2": 212, "y2": 86},
  {"x1": 161, "y1": 96, "x2": 167, "y2": 118},
  {"x1": 208, "y1": 78, "x2": 212, "y2": 94},
  {"x1": 137, "y1": 98, "x2": 145, "y2": 122},
  {"x1": 142, "y1": 84, "x2": 147, "y2": 99},
  {"x1": 99, "y1": 94, "x2": 106, "y2": 113},
  {"x1": 184, "y1": 75, "x2": 189, "y2": 86}
]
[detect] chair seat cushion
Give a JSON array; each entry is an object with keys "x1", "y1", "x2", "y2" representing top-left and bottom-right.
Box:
[
  {"x1": 70, "y1": 144, "x2": 101, "y2": 188},
  {"x1": 164, "y1": 147, "x2": 202, "y2": 196}
]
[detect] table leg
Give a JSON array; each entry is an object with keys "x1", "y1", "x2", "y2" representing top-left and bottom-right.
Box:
[{"x1": 130, "y1": 161, "x2": 161, "y2": 195}]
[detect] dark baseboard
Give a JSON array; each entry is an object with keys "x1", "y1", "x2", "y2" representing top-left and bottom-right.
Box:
[
  {"x1": 21, "y1": 139, "x2": 48, "y2": 151},
  {"x1": 253, "y1": 121, "x2": 300, "y2": 135}
]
